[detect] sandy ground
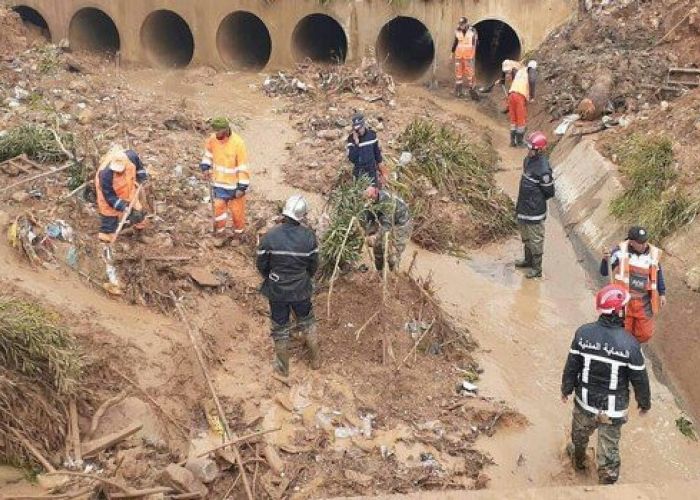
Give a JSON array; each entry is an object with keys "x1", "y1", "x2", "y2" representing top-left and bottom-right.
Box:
[{"x1": 1, "y1": 69, "x2": 699, "y2": 497}]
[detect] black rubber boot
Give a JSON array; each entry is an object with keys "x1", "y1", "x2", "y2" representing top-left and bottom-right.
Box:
[
  {"x1": 566, "y1": 443, "x2": 587, "y2": 471},
  {"x1": 273, "y1": 339, "x2": 290, "y2": 377},
  {"x1": 514, "y1": 247, "x2": 533, "y2": 268},
  {"x1": 510, "y1": 130, "x2": 517, "y2": 147},
  {"x1": 526, "y1": 254, "x2": 543, "y2": 279},
  {"x1": 305, "y1": 325, "x2": 321, "y2": 370},
  {"x1": 455, "y1": 83, "x2": 464, "y2": 98},
  {"x1": 516, "y1": 132, "x2": 526, "y2": 147}
]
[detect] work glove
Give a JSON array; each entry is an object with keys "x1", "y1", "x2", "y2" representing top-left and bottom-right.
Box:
[
  {"x1": 114, "y1": 199, "x2": 128, "y2": 212},
  {"x1": 234, "y1": 184, "x2": 248, "y2": 199},
  {"x1": 128, "y1": 210, "x2": 145, "y2": 224}
]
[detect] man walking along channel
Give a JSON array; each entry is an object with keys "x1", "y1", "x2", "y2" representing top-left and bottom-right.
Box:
[{"x1": 561, "y1": 284, "x2": 651, "y2": 485}]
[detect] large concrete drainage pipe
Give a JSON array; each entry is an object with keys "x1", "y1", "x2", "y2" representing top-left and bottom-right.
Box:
[
  {"x1": 69, "y1": 8, "x2": 120, "y2": 54},
  {"x1": 217, "y1": 11, "x2": 271, "y2": 71},
  {"x1": 474, "y1": 20, "x2": 521, "y2": 82},
  {"x1": 292, "y1": 14, "x2": 347, "y2": 63},
  {"x1": 141, "y1": 10, "x2": 194, "y2": 68},
  {"x1": 12, "y1": 6, "x2": 50, "y2": 39},
  {"x1": 377, "y1": 17, "x2": 435, "y2": 81}
]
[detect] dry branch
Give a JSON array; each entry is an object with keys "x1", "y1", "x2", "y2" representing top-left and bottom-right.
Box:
[
  {"x1": 81, "y1": 422, "x2": 142, "y2": 457},
  {"x1": 170, "y1": 292, "x2": 253, "y2": 500}
]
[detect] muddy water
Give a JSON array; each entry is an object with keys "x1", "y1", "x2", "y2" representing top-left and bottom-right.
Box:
[{"x1": 106, "y1": 73, "x2": 700, "y2": 487}]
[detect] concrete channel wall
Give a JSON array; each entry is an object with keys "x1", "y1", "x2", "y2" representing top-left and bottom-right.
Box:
[{"x1": 5, "y1": 0, "x2": 574, "y2": 80}]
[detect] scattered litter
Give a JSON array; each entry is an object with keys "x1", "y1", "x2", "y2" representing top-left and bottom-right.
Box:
[
  {"x1": 456, "y1": 380, "x2": 479, "y2": 396},
  {"x1": 45, "y1": 220, "x2": 73, "y2": 242},
  {"x1": 554, "y1": 114, "x2": 580, "y2": 136}
]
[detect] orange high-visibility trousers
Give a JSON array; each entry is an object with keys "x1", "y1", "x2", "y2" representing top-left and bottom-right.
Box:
[
  {"x1": 214, "y1": 196, "x2": 246, "y2": 233},
  {"x1": 508, "y1": 92, "x2": 528, "y2": 131},
  {"x1": 624, "y1": 299, "x2": 655, "y2": 343},
  {"x1": 455, "y1": 57, "x2": 475, "y2": 88}
]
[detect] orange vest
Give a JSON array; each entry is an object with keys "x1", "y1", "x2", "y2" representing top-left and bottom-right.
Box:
[
  {"x1": 455, "y1": 28, "x2": 476, "y2": 59},
  {"x1": 614, "y1": 241, "x2": 662, "y2": 314},
  {"x1": 510, "y1": 67, "x2": 530, "y2": 98},
  {"x1": 201, "y1": 133, "x2": 250, "y2": 191},
  {"x1": 95, "y1": 150, "x2": 137, "y2": 217}
]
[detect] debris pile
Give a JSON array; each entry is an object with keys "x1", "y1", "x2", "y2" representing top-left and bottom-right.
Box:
[
  {"x1": 0, "y1": 296, "x2": 82, "y2": 466},
  {"x1": 396, "y1": 119, "x2": 515, "y2": 251},
  {"x1": 536, "y1": 0, "x2": 700, "y2": 118}
]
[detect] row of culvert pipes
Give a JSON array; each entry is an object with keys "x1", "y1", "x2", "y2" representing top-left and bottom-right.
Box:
[{"x1": 12, "y1": 5, "x2": 522, "y2": 81}]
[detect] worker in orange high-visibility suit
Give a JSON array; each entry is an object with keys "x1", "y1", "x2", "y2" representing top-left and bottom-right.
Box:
[
  {"x1": 95, "y1": 146, "x2": 148, "y2": 243},
  {"x1": 451, "y1": 17, "x2": 478, "y2": 98},
  {"x1": 601, "y1": 226, "x2": 667, "y2": 343},
  {"x1": 200, "y1": 117, "x2": 250, "y2": 235},
  {"x1": 497, "y1": 60, "x2": 538, "y2": 147}
]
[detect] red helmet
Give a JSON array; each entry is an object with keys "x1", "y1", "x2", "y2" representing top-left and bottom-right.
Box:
[
  {"x1": 526, "y1": 131, "x2": 548, "y2": 151},
  {"x1": 595, "y1": 284, "x2": 631, "y2": 315}
]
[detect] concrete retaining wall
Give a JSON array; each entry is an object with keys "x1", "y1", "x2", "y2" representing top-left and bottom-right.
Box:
[{"x1": 4, "y1": 0, "x2": 575, "y2": 80}]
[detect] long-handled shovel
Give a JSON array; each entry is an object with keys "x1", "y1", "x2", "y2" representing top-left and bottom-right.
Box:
[{"x1": 101, "y1": 184, "x2": 143, "y2": 295}]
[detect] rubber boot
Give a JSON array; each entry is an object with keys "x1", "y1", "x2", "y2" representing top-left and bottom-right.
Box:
[
  {"x1": 468, "y1": 87, "x2": 480, "y2": 101},
  {"x1": 516, "y1": 132, "x2": 526, "y2": 148},
  {"x1": 510, "y1": 130, "x2": 517, "y2": 147},
  {"x1": 455, "y1": 83, "x2": 464, "y2": 98},
  {"x1": 273, "y1": 339, "x2": 290, "y2": 377},
  {"x1": 566, "y1": 443, "x2": 587, "y2": 471},
  {"x1": 514, "y1": 247, "x2": 532, "y2": 268},
  {"x1": 305, "y1": 325, "x2": 321, "y2": 370},
  {"x1": 526, "y1": 254, "x2": 543, "y2": 279}
]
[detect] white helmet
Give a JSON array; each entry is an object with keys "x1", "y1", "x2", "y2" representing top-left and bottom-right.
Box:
[
  {"x1": 528, "y1": 60, "x2": 537, "y2": 69},
  {"x1": 282, "y1": 194, "x2": 309, "y2": 222}
]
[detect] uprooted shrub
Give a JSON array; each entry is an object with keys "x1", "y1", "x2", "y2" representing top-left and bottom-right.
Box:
[
  {"x1": 0, "y1": 297, "x2": 83, "y2": 467},
  {"x1": 608, "y1": 134, "x2": 700, "y2": 240},
  {"x1": 0, "y1": 124, "x2": 74, "y2": 163},
  {"x1": 394, "y1": 119, "x2": 516, "y2": 252}
]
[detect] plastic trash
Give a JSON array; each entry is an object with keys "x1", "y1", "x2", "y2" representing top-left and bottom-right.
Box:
[
  {"x1": 334, "y1": 426, "x2": 360, "y2": 439},
  {"x1": 456, "y1": 380, "x2": 479, "y2": 396}
]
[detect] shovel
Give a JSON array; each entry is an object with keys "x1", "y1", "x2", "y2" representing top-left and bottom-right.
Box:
[{"x1": 102, "y1": 184, "x2": 143, "y2": 295}]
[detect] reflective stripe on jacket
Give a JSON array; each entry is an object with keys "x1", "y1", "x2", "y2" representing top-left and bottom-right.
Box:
[
  {"x1": 454, "y1": 28, "x2": 476, "y2": 59},
  {"x1": 95, "y1": 150, "x2": 137, "y2": 217},
  {"x1": 613, "y1": 241, "x2": 662, "y2": 314},
  {"x1": 256, "y1": 220, "x2": 319, "y2": 302},
  {"x1": 201, "y1": 133, "x2": 250, "y2": 191},
  {"x1": 561, "y1": 315, "x2": 651, "y2": 421},
  {"x1": 515, "y1": 154, "x2": 554, "y2": 223}
]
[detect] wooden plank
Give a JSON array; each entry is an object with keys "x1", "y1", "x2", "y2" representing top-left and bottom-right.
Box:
[{"x1": 81, "y1": 423, "x2": 142, "y2": 457}]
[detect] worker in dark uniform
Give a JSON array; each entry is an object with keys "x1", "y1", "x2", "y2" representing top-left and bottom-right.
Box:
[
  {"x1": 561, "y1": 284, "x2": 651, "y2": 484},
  {"x1": 346, "y1": 113, "x2": 387, "y2": 187},
  {"x1": 362, "y1": 186, "x2": 412, "y2": 272},
  {"x1": 514, "y1": 131, "x2": 554, "y2": 278},
  {"x1": 256, "y1": 195, "x2": 319, "y2": 377}
]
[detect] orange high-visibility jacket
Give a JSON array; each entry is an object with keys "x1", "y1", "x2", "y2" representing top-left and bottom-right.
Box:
[
  {"x1": 509, "y1": 67, "x2": 530, "y2": 98},
  {"x1": 95, "y1": 150, "x2": 137, "y2": 218},
  {"x1": 201, "y1": 133, "x2": 250, "y2": 191},
  {"x1": 455, "y1": 28, "x2": 476, "y2": 59},
  {"x1": 613, "y1": 240, "x2": 663, "y2": 314}
]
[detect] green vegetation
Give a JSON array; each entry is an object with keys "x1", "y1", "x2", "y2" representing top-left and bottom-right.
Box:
[
  {"x1": 609, "y1": 134, "x2": 699, "y2": 240},
  {"x1": 319, "y1": 179, "x2": 372, "y2": 278},
  {"x1": 0, "y1": 297, "x2": 82, "y2": 466},
  {"x1": 394, "y1": 119, "x2": 516, "y2": 251},
  {"x1": 0, "y1": 124, "x2": 74, "y2": 163}
]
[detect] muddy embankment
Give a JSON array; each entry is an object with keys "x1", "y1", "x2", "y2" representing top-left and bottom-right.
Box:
[{"x1": 551, "y1": 132, "x2": 700, "y2": 421}]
